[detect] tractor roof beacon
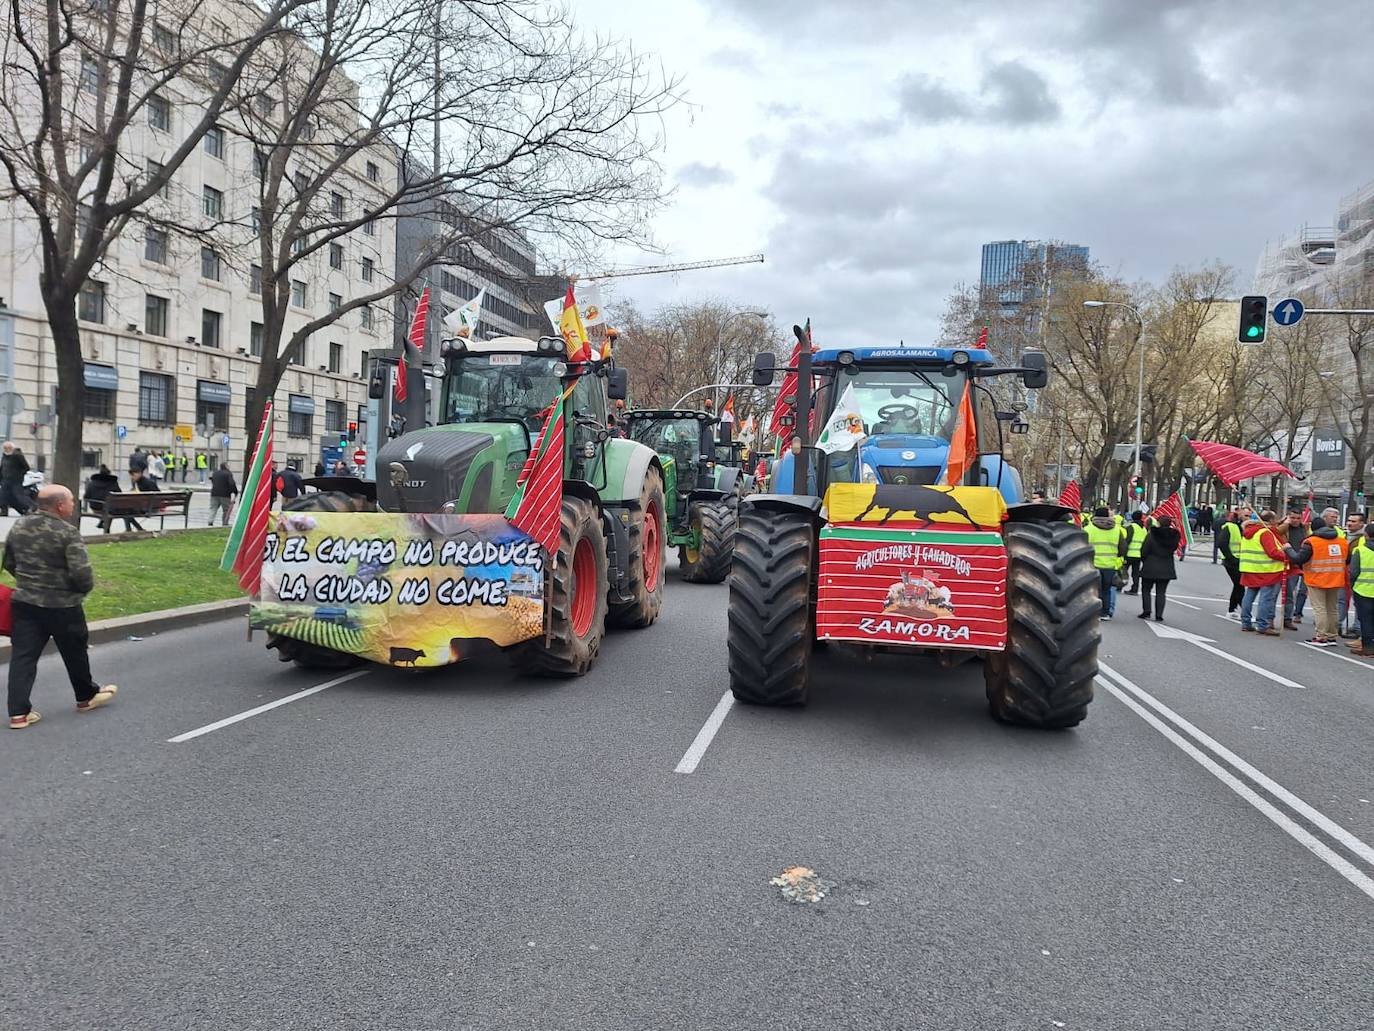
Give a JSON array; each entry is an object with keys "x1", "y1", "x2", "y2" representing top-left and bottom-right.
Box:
[
  {"x1": 727, "y1": 330, "x2": 1100, "y2": 729},
  {"x1": 264, "y1": 334, "x2": 668, "y2": 675},
  {"x1": 622, "y1": 408, "x2": 754, "y2": 584}
]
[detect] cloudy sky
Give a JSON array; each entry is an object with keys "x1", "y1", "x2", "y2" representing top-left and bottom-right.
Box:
[{"x1": 570, "y1": 0, "x2": 1374, "y2": 343}]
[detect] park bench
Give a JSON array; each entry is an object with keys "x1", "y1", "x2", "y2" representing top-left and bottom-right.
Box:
[{"x1": 83, "y1": 490, "x2": 193, "y2": 531}]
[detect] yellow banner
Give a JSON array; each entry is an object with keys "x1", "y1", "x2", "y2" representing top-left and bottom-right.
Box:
[{"x1": 824, "y1": 483, "x2": 1008, "y2": 529}]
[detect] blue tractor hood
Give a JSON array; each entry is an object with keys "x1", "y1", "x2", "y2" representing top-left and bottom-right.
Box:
[{"x1": 860, "y1": 435, "x2": 947, "y2": 486}]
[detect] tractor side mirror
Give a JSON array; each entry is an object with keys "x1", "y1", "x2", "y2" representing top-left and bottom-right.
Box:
[
  {"x1": 751, "y1": 351, "x2": 776, "y2": 386},
  {"x1": 1021, "y1": 350, "x2": 1049, "y2": 389},
  {"x1": 607, "y1": 367, "x2": 628, "y2": 401}
]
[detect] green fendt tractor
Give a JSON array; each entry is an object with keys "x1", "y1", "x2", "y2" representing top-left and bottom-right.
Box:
[
  {"x1": 621, "y1": 409, "x2": 751, "y2": 583},
  {"x1": 259, "y1": 335, "x2": 667, "y2": 675}
]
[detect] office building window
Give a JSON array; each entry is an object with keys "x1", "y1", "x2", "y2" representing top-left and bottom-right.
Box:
[
  {"x1": 330, "y1": 191, "x2": 345, "y2": 218},
  {"x1": 366, "y1": 160, "x2": 379, "y2": 182},
  {"x1": 203, "y1": 185, "x2": 222, "y2": 219},
  {"x1": 361, "y1": 305, "x2": 374, "y2": 331},
  {"x1": 152, "y1": 23, "x2": 176, "y2": 54},
  {"x1": 250, "y1": 264, "x2": 262, "y2": 295},
  {"x1": 329, "y1": 292, "x2": 342, "y2": 314},
  {"x1": 145, "y1": 159, "x2": 169, "y2": 198},
  {"x1": 324, "y1": 400, "x2": 345, "y2": 433},
  {"x1": 139, "y1": 372, "x2": 175, "y2": 424},
  {"x1": 78, "y1": 280, "x2": 106, "y2": 323},
  {"x1": 361, "y1": 257, "x2": 374, "y2": 282},
  {"x1": 288, "y1": 404, "x2": 312, "y2": 438},
  {"x1": 328, "y1": 341, "x2": 343, "y2": 373},
  {"x1": 253, "y1": 149, "x2": 267, "y2": 181},
  {"x1": 363, "y1": 218, "x2": 376, "y2": 237},
  {"x1": 80, "y1": 57, "x2": 99, "y2": 91},
  {"x1": 207, "y1": 59, "x2": 229, "y2": 87},
  {"x1": 255, "y1": 94, "x2": 274, "y2": 118},
  {"x1": 204, "y1": 125, "x2": 225, "y2": 158},
  {"x1": 201, "y1": 246, "x2": 220, "y2": 280},
  {"x1": 286, "y1": 341, "x2": 303, "y2": 366},
  {"x1": 250, "y1": 207, "x2": 261, "y2": 236},
  {"x1": 250, "y1": 322, "x2": 264, "y2": 357},
  {"x1": 145, "y1": 294, "x2": 169, "y2": 337},
  {"x1": 148, "y1": 94, "x2": 170, "y2": 131},
  {"x1": 291, "y1": 280, "x2": 308, "y2": 308},
  {"x1": 329, "y1": 243, "x2": 343, "y2": 270},
  {"x1": 83, "y1": 386, "x2": 115, "y2": 420},
  {"x1": 144, "y1": 226, "x2": 167, "y2": 263},
  {"x1": 196, "y1": 396, "x2": 229, "y2": 433},
  {"x1": 201, "y1": 308, "x2": 222, "y2": 348}
]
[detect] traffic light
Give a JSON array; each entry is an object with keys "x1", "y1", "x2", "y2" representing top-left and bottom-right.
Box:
[{"x1": 1238, "y1": 295, "x2": 1268, "y2": 343}]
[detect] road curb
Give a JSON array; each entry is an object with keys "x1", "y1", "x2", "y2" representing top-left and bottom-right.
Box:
[{"x1": 0, "y1": 597, "x2": 248, "y2": 659}]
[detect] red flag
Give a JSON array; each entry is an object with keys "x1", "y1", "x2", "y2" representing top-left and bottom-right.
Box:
[
  {"x1": 1187, "y1": 439, "x2": 1296, "y2": 487},
  {"x1": 395, "y1": 287, "x2": 429, "y2": 403},
  {"x1": 560, "y1": 285, "x2": 592, "y2": 363},
  {"x1": 1058, "y1": 479, "x2": 1082, "y2": 524},
  {"x1": 1151, "y1": 492, "x2": 1191, "y2": 558},
  {"x1": 768, "y1": 322, "x2": 817, "y2": 439},
  {"x1": 976, "y1": 325, "x2": 989, "y2": 348},
  {"x1": 227, "y1": 402, "x2": 274, "y2": 596},
  {"x1": 504, "y1": 386, "x2": 569, "y2": 554},
  {"x1": 941, "y1": 382, "x2": 977, "y2": 487}
]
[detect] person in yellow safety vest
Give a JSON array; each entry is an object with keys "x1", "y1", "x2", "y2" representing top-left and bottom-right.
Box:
[
  {"x1": 1123, "y1": 511, "x2": 1147, "y2": 595},
  {"x1": 1346, "y1": 522, "x2": 1374, "y2": 656},
  {"x1": 1339, "y1": 510, "x2": 1367, "y2": 639},
  {"x1": 1238, "y1": 509, "x2": 1287, "y2": 635},
  {"x1": 1086, "y1": 506, "x2": 1129, "y2": 620},
  {"x1": 1218, "y1": 509, "x2": 1245, "y2": 616}
]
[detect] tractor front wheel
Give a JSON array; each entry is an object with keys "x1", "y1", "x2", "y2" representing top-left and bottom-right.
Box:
[
  {"x1": 984, "y1": 520, "x2": 1099, "y2": 729},
  {"x1": 607, "y1": 468, "x2": 667, "y2": 628},
  {"x1": 512, "y1": 496, "x2": 608, "y2": 677},
  {"x1": 679, "y1": 499, "x2": 735, "y2": 584},
  {"x1": 727, "y1": 507, "x2": 814, "y2": 705}
]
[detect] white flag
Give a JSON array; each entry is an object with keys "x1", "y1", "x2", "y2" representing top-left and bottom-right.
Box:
[
  {"x1": 543, "y1": 282, "x2": 604, "y2": 334},
  {"x1": 816, "y1": 384, "x2": 867, "y2": 454},
  {"x1": 444, "y1": 289, "x2": 485, "y2": 339}
]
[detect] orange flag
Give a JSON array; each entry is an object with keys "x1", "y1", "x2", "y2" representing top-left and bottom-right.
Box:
[{"x1": 942, "y1": 382, "x2": 977, "y2": 487}]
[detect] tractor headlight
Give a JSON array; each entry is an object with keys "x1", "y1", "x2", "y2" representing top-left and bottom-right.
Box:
[
  {"x1": 440, "y1": 338, "x2": 467, "y2": 357},
  {"x1": 952, "y1": 350, "x2": 970, "y2": 366},
  {"x1": 861, "y1": 462, "x2": 878, "y2": 484}
]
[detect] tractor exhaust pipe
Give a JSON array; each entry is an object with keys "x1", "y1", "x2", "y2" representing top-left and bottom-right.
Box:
[{"x1": 792, "y1": 323, "x2": 812, "y2": 496}]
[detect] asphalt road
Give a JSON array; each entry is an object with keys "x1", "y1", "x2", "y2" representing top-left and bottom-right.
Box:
[{"x1": 3, "y1": 552, "x2": 1372, "y2": 1030}]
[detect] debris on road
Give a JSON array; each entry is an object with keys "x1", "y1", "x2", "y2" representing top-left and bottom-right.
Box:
[{"x1": 770, "y1": 866, "x2": 834, "y2": 903}]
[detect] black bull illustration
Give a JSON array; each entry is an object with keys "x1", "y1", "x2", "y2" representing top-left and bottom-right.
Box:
[{"x1": 852, "y1": 484, "x2": 978, "y2": 527}]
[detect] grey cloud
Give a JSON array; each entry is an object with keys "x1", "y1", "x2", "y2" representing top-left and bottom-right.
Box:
[
  {"x1": 676, "y1": 162, "x2": 736, "y2": 188},
  {"x1": 897, "y1": 61, "x2": 1058, "y2": 127},
  {"x1": 704, "y1": 46, "x2": 760, "y2": 73},
  {"x1": 897, "y1": 74, "x2": 973, "y2": 123}
]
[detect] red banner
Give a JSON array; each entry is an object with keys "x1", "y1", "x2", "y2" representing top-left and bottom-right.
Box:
[{"x1": 816, "y1": 525, "x2": 1007, "y2": 650}]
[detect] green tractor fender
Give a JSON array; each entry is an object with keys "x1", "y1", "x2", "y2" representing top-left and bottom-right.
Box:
[{"x1": 601, "y1": 437, "x2": 664, "y2": 505}]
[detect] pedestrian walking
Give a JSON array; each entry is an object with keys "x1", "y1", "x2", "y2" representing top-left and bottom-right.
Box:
[
  {"x1": 1219, "y1": 508, "x2": 1244, "y2": 615},
  {"x1": 1238, "y1": 509, "x2": 1287, "y2": 635},
  {"x1": 196, "y1": 451, "x2": 209, "y2": 483},
  {"x1": 1211, "y1": 506, "x2": 1228, "y2": 562},
  {"x1": 1124, "y1": 511, "x2": 1146, "y2": 594},
  {"x1": 128, "y1": 446, "x2": 147, "y2": 477},
  {"x1": 275, "y1": 462, "x2": 304, "y2": 502},
  {"x1": 0, "y1": 441, "x2": 33, "y2": 515},
  {"x1": 179, "y1": 452, "x2": 189, "y2": 482},
  {"x1": 314, "y1": 460, "x2": 326, "y2": 478},
  {"x1": 1280, "y1": 506, "x2": 1309, "y2": 630},
  {"x1": 147, "y1": 450, "x2": 166, "y2": 486},
  {"x1": 1347, "y1": 522, "x2": 1374, "y2": 657},
  {"x1": 1284, "y1": 513, "x2": 1348, "y2": 646},
  {"x1": 1136, "y1": 515, "x2": 1180, "y2": 622},
  {"x1": 208, "y1": 462, "x2": 238, "y2": 526},
  {"x1": 5, "y1": 485, "x2": 118, "y2": 729},
  {"x1": 1086, "y1": 507, "x2": 1128, "y2": 620},
  {"x1": 1339, "y1": 510, "x2": 1367, "y2": 639}
]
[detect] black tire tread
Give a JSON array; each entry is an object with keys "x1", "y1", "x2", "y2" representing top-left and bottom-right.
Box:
[
  {"x1": 607, "y1": 469, "x2": 667, "y2": 628},
  {"x1": 680, "y1": 499, "x2": 735, "y2": 584},
  {"x1": 726, "y1": 509, "x2": 814, "y2": 705},
  {"x1": 984, "y1": 520, "x2": 1099, "y2": 728},
  {"x1": 512, "y1": 496, "x2": 608, "y2": 677}
]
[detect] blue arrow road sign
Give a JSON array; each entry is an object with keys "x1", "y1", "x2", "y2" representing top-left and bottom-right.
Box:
[
  {"x1": 116, "y1": 424, "x2": 127, "y2": 439},
  {"x1": 1272, "y1": 297, "x2": 1304, "y2": 326}
]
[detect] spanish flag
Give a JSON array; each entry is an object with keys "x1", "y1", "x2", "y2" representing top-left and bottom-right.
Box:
[
  {"x1": 560, "y1": 285, "x2": 592, "y2": 362},
  {"x1": 942, "y1": 382, "x2": 977, "y2": 487}
]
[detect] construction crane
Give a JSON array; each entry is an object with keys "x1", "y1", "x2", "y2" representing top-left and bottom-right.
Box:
[{"x1": 572, "y1": 254, "x2": 764, "y2": 281}]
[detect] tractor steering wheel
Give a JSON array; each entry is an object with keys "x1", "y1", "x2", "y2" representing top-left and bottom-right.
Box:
[{"x1": 877, "y1": 403, "x2": 921, "y2": 423}]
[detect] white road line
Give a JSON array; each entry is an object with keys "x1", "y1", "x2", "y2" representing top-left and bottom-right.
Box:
[
  {"x1": 1099, "y1": 660, "x2": 1374, "y2": 871},
  {"x1": 1147, "y1": 622, "x2": 1306, "y2": 689},
  {"x1": 168, "y1": 670, "x2": 370, "y2": 743},
  {"x1": 1168, "y1": 600, "x2": 1202, "y2": 611},
  {"x1": 674, "y1": 690, "x2": 735, "y2": 774},
  {"x1": 1171, "y1": 594, "x2": 1227, "y2": 603},
  {"x1": 1299, "y1": 641, "x2": 1374, "y2": 669},
  {"x1": 1095, "y1": 671, "x2": 1374, "y2": 902}
]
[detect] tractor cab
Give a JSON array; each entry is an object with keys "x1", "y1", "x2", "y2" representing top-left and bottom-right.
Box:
[{"x1": 376, "y1": 335, "x2": 626, "y2": 515}]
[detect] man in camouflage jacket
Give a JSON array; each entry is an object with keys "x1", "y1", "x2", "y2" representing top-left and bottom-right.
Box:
[{"x1": 5, "y1": 485, "x2": 117, "y2": 729}]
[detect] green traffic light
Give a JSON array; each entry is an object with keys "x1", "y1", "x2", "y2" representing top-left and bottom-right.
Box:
[{"x1": 1246, "y1": 325, "x2": 1263, "y2": 339}]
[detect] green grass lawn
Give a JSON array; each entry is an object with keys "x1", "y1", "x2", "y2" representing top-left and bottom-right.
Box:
[{"x1": 3, "y1": 529, "x2": 246, "y2": 621}]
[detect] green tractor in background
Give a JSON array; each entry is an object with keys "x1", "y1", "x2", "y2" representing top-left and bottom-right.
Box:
[
  {"x1": 265, "y1": 335, "x2": 667, "y2": 675},
  {"x1": 622, "y1": 409, "x2": 752, "y2": 583}
]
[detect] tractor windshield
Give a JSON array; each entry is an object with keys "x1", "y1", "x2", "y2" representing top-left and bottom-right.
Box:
[
  {"x1": 839, "y1": 368, "x2": 963, "y2": 439},
  {"x1": 628, "y1": 418, "x2": 705, "y2": 475},
  {"x1": 443, "y1": 353, "x2": 564, "y2": 432}
]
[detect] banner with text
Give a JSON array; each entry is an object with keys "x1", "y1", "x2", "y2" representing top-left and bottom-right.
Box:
[
  {"x1": 816, "y1": 525, "x2": 1008, "y2": 649},
  {"x1": 250, "y1": 512, "x2": 545, "y2": 667}
]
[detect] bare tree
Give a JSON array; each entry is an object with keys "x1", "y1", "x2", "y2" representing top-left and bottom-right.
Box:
[
  {"x1": 1316, "y1": 277, "x2": 1374, "y2": 500},
  {"x1": 0, "y1": 0, "x2": 312, "y2": 492}
]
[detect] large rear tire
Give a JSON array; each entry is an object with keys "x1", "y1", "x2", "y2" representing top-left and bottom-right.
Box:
[
  {"x1": 607, "y1": 469, "x2": 666, "y2": 628},
  {"x1": 512, "y1": 497, "x2": 608, "y2": 677},
  {"x1": 726, "y1": 507, "x2": 814, "y2": 705},
  {"x1": 679, "y1": 499, "x2": 735, "y2": 584},
  {"x1": 267, "y1": 491, "x2": 372, "y2": 669},
  {"x1": 984, "y1": 520, "x2": 1099, "y2": 729}
]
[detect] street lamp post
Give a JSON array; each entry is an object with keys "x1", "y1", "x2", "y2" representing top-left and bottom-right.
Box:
[{"x1": 1084, "y1": 299, "x2": 1146, "y2": 502}]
